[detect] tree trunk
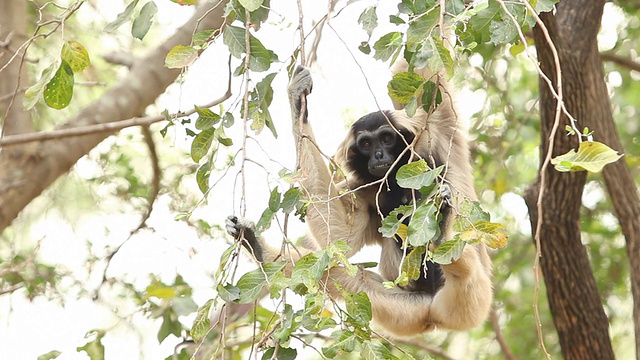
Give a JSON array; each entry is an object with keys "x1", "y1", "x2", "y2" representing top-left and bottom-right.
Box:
[
  {"x1": 524, "y1": 1, "x2": 615, "y2": 358},
  {"x1": 0, "y1": 1, "x2": 229, "y2": 233}
]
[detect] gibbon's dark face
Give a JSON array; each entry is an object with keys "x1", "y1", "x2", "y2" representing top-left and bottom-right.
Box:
[{"x1": 347, "y1": 111, "x2": 415, "y2": 182}]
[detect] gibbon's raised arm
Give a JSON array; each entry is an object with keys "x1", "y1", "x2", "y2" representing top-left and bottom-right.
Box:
[
  {"x1": 287, "y1": 66, "x2": 382, "y2": 257},
  {"x1": 227, "y1": 65, "x2": 492, "y2": 336}
]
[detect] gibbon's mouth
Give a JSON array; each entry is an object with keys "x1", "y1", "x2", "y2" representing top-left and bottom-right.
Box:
[{"x1": 369, "y1": 163, "x2": 391, "y2": 177}]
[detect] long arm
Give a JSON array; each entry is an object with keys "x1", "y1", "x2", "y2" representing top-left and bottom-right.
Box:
[{"x1": 288, "y1": 66, "x2": 380, "y2": 256}]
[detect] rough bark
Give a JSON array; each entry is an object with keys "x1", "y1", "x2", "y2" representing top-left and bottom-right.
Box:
[
  {"x1": 524, "y1": 1, "x2": 616, "y2": 359},
  {"x1": 0, "y1": 0, "x2": 33, "y2": 135},
  {"x1": 0, "y1": 1, "x2": 229, "y2": 233}
]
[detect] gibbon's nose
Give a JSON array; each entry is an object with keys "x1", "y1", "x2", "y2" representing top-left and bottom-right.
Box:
[{"x1": 375, "y1": 149, "x2": 384, "y2": 160}]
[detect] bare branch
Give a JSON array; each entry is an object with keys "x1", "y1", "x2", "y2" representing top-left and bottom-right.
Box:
[{"x1": 601, "y1": 52, "x2": 640, "y2": 72}]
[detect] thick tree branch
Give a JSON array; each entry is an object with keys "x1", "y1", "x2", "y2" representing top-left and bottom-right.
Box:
[
  {"x1": 601, "y1": 52, "x2": 640, "y2": 72},
  {"x1": 0, "y1": 1, "x2": 230, "y2": 233}
]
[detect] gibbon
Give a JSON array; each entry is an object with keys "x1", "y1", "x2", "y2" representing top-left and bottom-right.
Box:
[{"x1": 226, "y1": 64, "x2": 492, "y2": 336}]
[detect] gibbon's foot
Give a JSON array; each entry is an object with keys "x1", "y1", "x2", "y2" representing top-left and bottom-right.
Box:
[{"x1": 225, "y1": 215, "x2": 263, "y2": 262}]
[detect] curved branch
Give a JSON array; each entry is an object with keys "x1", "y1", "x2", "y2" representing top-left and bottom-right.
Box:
[{"x1": 601, "y1": 52, "x2": 640, "y2": 72}]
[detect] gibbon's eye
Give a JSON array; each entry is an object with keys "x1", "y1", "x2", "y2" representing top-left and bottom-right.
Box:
[
  {"x1": 359, "y1": 138, "x2": 372, "y2": 150},
  {"x1": 381, "y1": 132, "x2": 395, "y2": 145}
]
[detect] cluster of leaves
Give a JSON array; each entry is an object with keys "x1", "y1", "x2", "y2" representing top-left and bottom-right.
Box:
[
  {"x1": 187, "y1": 106, "x2": 235, "y2": 194},
  {"x1": 24, "y1": 40, "x2": 90, "y2": 110},
  {"x1": 200, "y1": 238, "x2": 404, "y2": 359},
  {"x1": 0, "y1": 253, "x2": 59, "y2": 300},
  {"x1": 378, "y1": 160, "x2": 507, "y2": 287}
]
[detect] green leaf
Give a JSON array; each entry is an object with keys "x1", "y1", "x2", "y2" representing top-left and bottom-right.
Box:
[
  {"x1": 131, "y1": 1, "x2": 158, "y2": 40},
  {"x1": 362, "y1": 340, "x2": 399, "y2": 360},
  {"x1": 273, "y1": 304, "x2": 298, "y2": 341},
  {"x1": 165, "y1": 45, "x2": 199, "y2": 69},
  {"x1": 406, "y1": 10, "x2": 439, "y2": 50},
  {"x1": 77, "y1": 330, "x2": 105, "y2": 360},
  {"x1": 421, "y1": 36, "x2": 454, "y2": 78},
  {"x1": 190, "y1": 299, "x2": 213, "y2": 342},
  {"x1": 43, "y1": 61, "x2": 74, "y2": 109},
  {"x1": 145, "y1": 282, "x2": 176, "y2": 299},
  {"x1": 267, "y1": 270, "x2": 291, "y2": 298},
  {"x1": 37, "y1": 351, "x2": 62, "y2": 360},
  {"x1": 61, "y1": 40, "x2": 90, "y2": 72},
  {"x1": 281, "y1": 187, "x2": 302, "y2": 214},
  {"x1": 240, "y1": 0, "x2": 263, "y2": 12},
  {"x1": 551, "y1": 141, "x2": 622, "y2": 173},
  {"x1": 193, "y1": 29, "x2": 216, "y2": 46},
  {"x1": 190, "y1": 128, "x2": 216, "y2": 163},
  {"x1": 268, "y1": 187, "x2": 281, "y2": 212},
  {"x1": 432, "y1": 236, "x2": 465, "y2": 264},
  {"x1": 379, "y1": 205, "x2": 412, "y2": 238},
  {"x1": 217, "y1": 283, "x2": 240, "y2": 302},
  {"x1": 459, "y1": 220, "x2": 509, "y2": 249},
  {"x1": 292, "y1": 251, "x2": 330, "y2": 292},
  {"x1": 372, "y1": 32, "x2": 403, "y2": 61},
  {"x1": 247, "y1": 72, "x2": 278, "y2": 136},
  {"x1": 387, "y1": 71, "x2": 424, "y2": 105},
  {"x1": 227, "y1": 0, "x2": 271, "y2": 30},
  {"x1": 215, "y1": 126, "x2": 233, "y2": 146},
  {"x1": 489, "y1": 18, "x2": 518, "y2": 45},
  {"x1": 158, "y1": 313, "x2": 181, "y2": 343},
  {"x1": 262, "y1": 347, "x2": 297, "y2": 360},
  {"x1": 358, "y1": 6, "x2": 378, "y2": 38},
  {"x1": 172, "y1": 296, "x2": 198, "y2": 316},
  {"x1": 236, "y1": 261, "x2": 286, "y2": 303},
  {"x1": 343, "y1": 291, "x2": 372, "y2": 327},
  {"x1": 535, "y1": 0, "x2": 559, "y2": 13},
  {"x1": 196, "y1": 162, "x2": 210, "y2": 194},
  {"x1": 322, "y1": 330, "x2": 358, "y2": 358},
  {"x1": 194, "y1": 105, "x2": 221, "y2": 130},
  {"x1": 396, "y1": 160, "x2": 443, "y2": 190},
  {"x1": 456, "y1": 201, "x2": 490, "y2": 228},
  {"x1": 405, "y1": 96, "x2": 418, "y2": 118},
  {"x1": 255, "y1": 208, "x2": 275, "y2": 235},
  {"x1": 389, "y1": 15, "x2": 405, "y2": 25},
  {"x1": 402, "y1": 246, "x2": 426, "y2": 281},
  {"x1": 421, "y1": 80, "x2": 442, "y2": 112},
  {"x1": 105, "y1": 0, "x2": 139, "y2": 32},
  {"x1": 470, "y1": 1, "x2": 501, "y2": 43},
  {"x1": 407, "y1": 202, "x2": 440, "y2": 247},
  {"x1": 223, "y1": 26, "x2": 278, "y2": 72},
  {"x1": 24, "y1": 62, "x2": 58, "y2": 110}
]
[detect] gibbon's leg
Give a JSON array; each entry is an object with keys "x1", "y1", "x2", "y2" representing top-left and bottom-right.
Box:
[
  {"x1": 288, "y1": 66, "x2": 380, "y2": 256},
  {"x1": 430, "y1": 244, "x2": 493, "y2": 330}
]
